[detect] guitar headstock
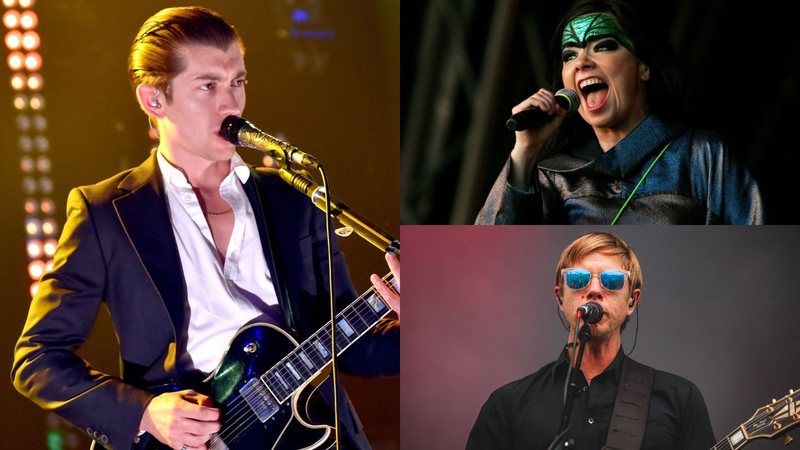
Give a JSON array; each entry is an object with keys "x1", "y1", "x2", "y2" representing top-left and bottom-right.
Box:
[{"x1": 739, "y1": 388, "x2": 800, "y2": 444}]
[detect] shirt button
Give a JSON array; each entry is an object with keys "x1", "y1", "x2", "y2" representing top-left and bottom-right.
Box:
[
  {"x1": 587, "y1": 417, "x2": 595, "y2": 424},
  {"x1": 182, "y1": 194, "x2": 192, "y2": 202},
  {"x1": 582, "y1": 386, "x2": 588, "y2": 392}
]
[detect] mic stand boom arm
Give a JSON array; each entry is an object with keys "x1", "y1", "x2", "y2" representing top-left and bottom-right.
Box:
[{"x1": 277, "y1": 168, "x2": 400, "y2": 255}]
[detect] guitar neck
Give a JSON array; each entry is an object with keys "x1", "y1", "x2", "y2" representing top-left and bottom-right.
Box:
[
  {"x1": 259, "y1": 274, "x2": 396, "y2": 402},
  {"x1": 710, "y1": 387, "x2": 800, "y2": 450},
  {"x1": 710, "y1": 428, "x2": 744, "y2": 450}
]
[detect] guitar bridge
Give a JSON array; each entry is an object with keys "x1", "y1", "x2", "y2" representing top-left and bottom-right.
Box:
[{"x1": 240, "y1": 378, "x2": 280, "y2": 423}]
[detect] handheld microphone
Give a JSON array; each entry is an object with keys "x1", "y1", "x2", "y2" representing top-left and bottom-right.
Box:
[
  {"x1": 219, "y1": 116, "x2": 320, "y2": 169},
  {"x1": 505, "y1": 88, "x2": 579, "y2": 131},
  {"x1": 577, "y1": 302, "x2": 603, "y2": 324}
]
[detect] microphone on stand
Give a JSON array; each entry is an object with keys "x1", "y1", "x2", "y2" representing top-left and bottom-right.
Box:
[
  {"x1": 219, "y1": 115, "x2": 321, "y2": 169},
  {"x1": 577, "y1": 302, "x2": 603, "y2": 324},
  {"x1": 505, "y1": 88, "x2": 579, "y2": 131}
]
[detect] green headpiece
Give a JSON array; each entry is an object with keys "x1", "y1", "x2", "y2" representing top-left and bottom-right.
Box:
[{"x1": 561, "y1": 13, "x2": 633, "y2": 51}]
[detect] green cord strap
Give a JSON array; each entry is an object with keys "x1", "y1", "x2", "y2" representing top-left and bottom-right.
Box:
[{"x1": 610, "y1": 140, "x2": 673, "y2": 225}]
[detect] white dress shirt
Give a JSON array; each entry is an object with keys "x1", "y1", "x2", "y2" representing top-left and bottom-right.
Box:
[{"x1": 157, "y1": 151, "x2": 280, "y2": 374}]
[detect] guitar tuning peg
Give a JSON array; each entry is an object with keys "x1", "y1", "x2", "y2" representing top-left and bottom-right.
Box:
[{"x1": 783, "y1": 433, "x2": 793, "y2": 445}]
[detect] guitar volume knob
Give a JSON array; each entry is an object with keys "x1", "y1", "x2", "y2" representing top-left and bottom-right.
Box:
[{"x1": 243, "y1": 342, "x2": 259, "y2": 354}]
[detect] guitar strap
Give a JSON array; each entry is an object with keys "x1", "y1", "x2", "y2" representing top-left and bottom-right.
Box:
[{"x1": 602, "y1": 356, "x2": 655, "y2": 450}]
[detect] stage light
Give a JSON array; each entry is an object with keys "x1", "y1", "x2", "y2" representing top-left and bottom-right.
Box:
[
  {"x1": 11, "y1": 72, "x2": 26, "y2": 90},
  {"x1": 19, "y1": 10, "x2": 37, "y2": 29},
  {"x1": 3, "y1": 0, "x2": 18, "y2": 8},
  {"x1": 25, "y1": 216, "x2": 41, "y2": 235},
  {"x1": 24, "y1": 198, "x2": 37, "y2": 214},
  {"x1": 5, "y1": 30, "x2": 22, "y2": 49},
  {"x1": 292, "y1": 9, "x2": 310, "y2": 24},
  {"x1": 26, "y1": 239, "x2": 43, "y2": 258},
  {"x1": 21, "y1": 30, "x2": 38, "y2": 49},
  {"x1": 28, "y1": 259, "x2": 45, "y2": 280},
  {"x1": 36, "y1": 155, "x2": 50, "y2": 173},
  {"x1": 43, "y1": 238, "x2": 57, "y2": 257},
  {"x1": 13, "y1": 93, "x2": 27, "y2": 110},
  {"x1": 39, "y1": 176, "x2": 53, "y2": 194},
  {"x1": 29, "y1": 94, "x2": 43, "y2": 110},
  {"x1": 18, "y1": 134, "x2": 33, "y2": 152},
  {"x1": 42, "y1": 218, "x2": 57, "y2": 236},
  {"x1": 20, "y1": 155, "x2": 34, "y2": 172},
  {"x1": 19, "y1": 0, "x2": 35, "y2": 7},
  {"x1": 16, "y1": 113, "x2": 30, "y2": 130},
  {"x1": 32, "y1": 113, "x2": 46, "y2": 131},
  {"x1": 22, "y1": 176, "x2": 37, "y2": 194},
  {"x1": 27, "y1": 72, "x2": 42, "y2": 90},
  {"x1": 7, "y1": 50, "x2": 23, "y2": 70},
  {"x1": 40, "y1": 197, "x2": 54, "y2": 214},
  {"x1": 25, "y1": 51, "x2": 41, "y2": 70},
  {"x1": 34, "y1": 135, "x2": 48, "y2": 151},
  {"x1": 3, "y1": 10, "x2": 21, "y2": 29}
]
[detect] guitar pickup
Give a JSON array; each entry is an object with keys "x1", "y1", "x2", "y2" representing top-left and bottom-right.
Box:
[{"x1": 240, "y1": 378, "x2": 281, "y2": 423}]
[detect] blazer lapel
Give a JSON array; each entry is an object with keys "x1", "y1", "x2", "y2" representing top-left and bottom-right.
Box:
[
  {"x1": 113, "y1": 153, "x2": 186, "y2": 338},
  {"x1": 243, "y1": 167, "x2": 297, "y2": 337}
]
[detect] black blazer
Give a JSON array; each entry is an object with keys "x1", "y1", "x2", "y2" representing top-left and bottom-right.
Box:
[{"x1": 12, "y1": 152, "x2": 398, "y2": 449}]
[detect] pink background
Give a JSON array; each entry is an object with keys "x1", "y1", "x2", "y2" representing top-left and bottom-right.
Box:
[{"x1": 401, "y1": 226, "x2": 800, "y2": 450}]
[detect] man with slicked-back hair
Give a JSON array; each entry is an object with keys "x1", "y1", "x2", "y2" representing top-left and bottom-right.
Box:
[{"x1": 13, "y1": 7, "x2": 399, "y2": 450}]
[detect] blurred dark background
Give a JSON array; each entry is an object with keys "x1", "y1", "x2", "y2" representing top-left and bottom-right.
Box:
[
  {"x1": 1, "y1": 1, "x2": 398, "y2": 448},
  {"x1": 401, "y1": 0, "x2": 800, "y2": 224}
]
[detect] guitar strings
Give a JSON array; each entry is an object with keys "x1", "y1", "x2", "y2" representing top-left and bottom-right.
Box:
[
  {"x1": 207, "y1": 274, "x2": 396, "y2": 446},
  {"x1": 711, "y1": 396, "x2": 796, "y2": 450},
  {"x1": 212, "y1": 274, "x2": 395, "y2": 443}
]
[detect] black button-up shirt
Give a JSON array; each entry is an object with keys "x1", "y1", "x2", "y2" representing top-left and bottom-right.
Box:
[{"x1": 466, "y1": 349, "x2": 715, "y2": 450}]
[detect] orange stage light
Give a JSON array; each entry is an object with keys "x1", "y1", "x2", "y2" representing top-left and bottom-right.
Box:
[
  {"x1": 2, "y1": 10, "x2": 21, "y2": 29},
  {"x1": 5, "y1": 29, "x2": 22, "y2": 49}
]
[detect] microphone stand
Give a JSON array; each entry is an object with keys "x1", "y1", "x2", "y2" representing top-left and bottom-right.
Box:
[
  {"x1": 277, "y1": 167, "x2": 400, "y2": 255},
  {"x1": 272, "y1": 164, "x2": 398, "y2": 450},
  {"x1": 548, "y1": 320, "x2": 593, "y2": 450}
]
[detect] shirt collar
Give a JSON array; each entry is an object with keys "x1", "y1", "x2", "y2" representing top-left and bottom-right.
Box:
[
  {"x1": 156, "y1": 150, "x2": 251, "y2": 187},
  {"x1": 539, "y1": 115, "x2": 686, "y2": 176},
  {"x1": 592, "y1": 115, "x2": 686, "y2": 178},
  {"x1": 550, "y1": 345, "x2": 626, "y2": 384}
]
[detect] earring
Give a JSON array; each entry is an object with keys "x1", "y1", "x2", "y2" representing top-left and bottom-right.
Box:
[
  {"x1": 150, "y1": 89, "x2": 161, "y2": 108},
  {"x1": 629, "y1": 298, "x2": 635, "y2": 307}
]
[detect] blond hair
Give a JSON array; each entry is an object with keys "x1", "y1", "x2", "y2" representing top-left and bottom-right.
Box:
[{"x1": 555, "y1": 232, "x2": 642, "y2": 294}]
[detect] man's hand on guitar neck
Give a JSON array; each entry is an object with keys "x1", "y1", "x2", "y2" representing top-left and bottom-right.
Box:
[
  {"x1": 140, "y1": 389, "x2": 221, "y2": 450},
  {"x1": 371, "y1": 251, "x2": 400, "y2": 319}
]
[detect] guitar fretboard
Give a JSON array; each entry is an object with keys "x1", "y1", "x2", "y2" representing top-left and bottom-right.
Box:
[
  {"x1": 710, "y1": 433, "x2": 737, "y2": 450},
  {"x1": 259, "y1": 274, "x2": 396, "y2": 402}
]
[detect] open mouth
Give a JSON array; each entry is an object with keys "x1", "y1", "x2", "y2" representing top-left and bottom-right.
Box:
[{"x1": 579, "y1": 78, "x2": 609, "y2": 111}]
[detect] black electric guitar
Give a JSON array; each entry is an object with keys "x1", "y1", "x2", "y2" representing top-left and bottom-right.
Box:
[
  {"x1": 138, "y1": 273, "x2": 397, "y2": 450},
  {"x1": 711, "y1": 388, "x2": 799, "y2": 449}
]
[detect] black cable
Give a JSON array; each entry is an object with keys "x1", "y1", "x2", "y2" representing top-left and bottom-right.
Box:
[
  {"x1": 556, "y1": 302, "x2": 569, "y2": 332},
  {"x1": 625, "y1": 306, "x2": 640, "y2": 357}
]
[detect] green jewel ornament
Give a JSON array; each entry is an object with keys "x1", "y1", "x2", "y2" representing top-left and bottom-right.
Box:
[{"x1": 561, "y1": 13, "x2": 633, "y2": 51}]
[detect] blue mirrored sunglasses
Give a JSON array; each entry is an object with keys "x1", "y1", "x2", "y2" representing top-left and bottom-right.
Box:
[{"x1": 561, "y1": 268, "x2": 630, "y2": 291}]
